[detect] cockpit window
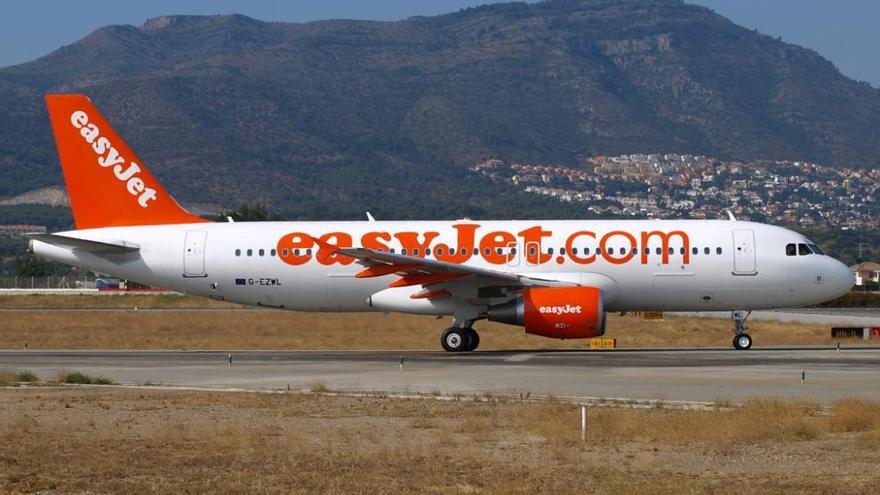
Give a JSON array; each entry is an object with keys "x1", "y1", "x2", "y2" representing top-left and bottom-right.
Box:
[
  {"x1": 808, "y1": 243, "x2": 824, "y2": 255},
  {"x1": 798, "y1": 243, "x2": 811, "y2": 256},
  {"x1": 785, "y1": 243, "x2": 796, "y2": 256}
]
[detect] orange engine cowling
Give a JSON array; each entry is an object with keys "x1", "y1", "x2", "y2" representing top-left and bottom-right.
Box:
[{"x1": 487, "y1": 287, "x2": 605, "y2": 339}]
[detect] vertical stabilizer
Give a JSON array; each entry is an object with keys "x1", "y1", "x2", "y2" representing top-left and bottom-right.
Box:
[{"x1": 45, "y1": 94, "x2": 207, "y2": 229}]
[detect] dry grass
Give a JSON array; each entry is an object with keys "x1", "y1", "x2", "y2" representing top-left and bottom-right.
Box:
[
  {"x1": 0, "y1": 370, "x2": 15, "y2": 386},
  {"x1": 0, "y1": 293, "x2": 235, "y2": 309},
  {"x1": 829, "y1": 398, "x2": 880, "y2": 432},
  {"x1": 0, "y1": 388, "x2": 878, "y2": 494},
  {"x1": 0, "y1": 294, "x2": 848, "y2": 350}
]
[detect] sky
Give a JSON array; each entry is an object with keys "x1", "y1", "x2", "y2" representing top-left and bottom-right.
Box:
[{"x1": 0, "y1": 0, "x2": 877, "y2": 87}]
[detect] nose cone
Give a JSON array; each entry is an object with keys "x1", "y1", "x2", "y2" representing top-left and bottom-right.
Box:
[{"x1": 828, "y1": 258, "x2": 855, "y2": 298}]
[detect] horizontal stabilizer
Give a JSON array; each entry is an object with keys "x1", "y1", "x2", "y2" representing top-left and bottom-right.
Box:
[{"x1": 25, "y1": 233, "x2": 140, "y2": 255}]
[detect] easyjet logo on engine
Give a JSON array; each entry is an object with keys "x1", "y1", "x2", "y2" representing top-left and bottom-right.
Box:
[
  {"x1": 539, "y1": 304, "x2": 583, "y2": 315},
  {"x1": 70, "y1": 111, "x2": 158, "y2": 208},
  {"x1": 276, "y1": 224, "x2": 691, "y2": 267}
]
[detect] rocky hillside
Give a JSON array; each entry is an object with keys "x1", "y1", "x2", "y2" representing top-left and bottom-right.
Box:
[{"x1": 1, "y1": 0, "x2": 878, "y2": 219}]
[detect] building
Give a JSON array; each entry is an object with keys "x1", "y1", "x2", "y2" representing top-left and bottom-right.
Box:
[
  {"x1": 850, "y1": 262, "x2": 880, "y2": 286},
  {"x1": 0, "y1": 225, "x2": 47, "y2": 236}
]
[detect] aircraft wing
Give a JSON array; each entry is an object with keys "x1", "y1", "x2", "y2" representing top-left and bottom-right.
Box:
[
  {"x1": 25, "y1": 233, "x2": 140, "y2": 255},
  {"x1": 331, "y1": 245, "x2": 573, "y2": 295}
]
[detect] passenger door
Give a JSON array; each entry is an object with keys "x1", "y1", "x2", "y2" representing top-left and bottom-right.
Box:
[
  {"x1": 732, "y1": 229, "x2": 756, "y2": 275},
  {"x1": 183, "y1": 231, "x2": 208, "y2": 277}
]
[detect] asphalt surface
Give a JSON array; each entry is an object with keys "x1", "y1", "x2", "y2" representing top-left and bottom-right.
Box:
[{"x1": 2, "y1": 347, "x2": 878, "y2": 405}]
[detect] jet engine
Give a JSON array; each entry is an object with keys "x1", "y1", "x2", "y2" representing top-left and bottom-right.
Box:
[{"x1": 488, "y1": 286, "x2": 605, "y2": 339}]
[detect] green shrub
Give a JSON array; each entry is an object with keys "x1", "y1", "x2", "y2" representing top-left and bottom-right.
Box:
[
  {"x1": 61, "y1": 371, "x2": 114, "y2": 385},
  {"x1": 16, "y1": 370, "x2": 38, "y2": 382}
]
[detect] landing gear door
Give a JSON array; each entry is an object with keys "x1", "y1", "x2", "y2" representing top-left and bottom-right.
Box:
[
  {"x1": 183, "y1": 231, "x2": 208, "y2": 278},
  {"x1": 732, "y1": 229, "x2": 756, "y2": 275}
]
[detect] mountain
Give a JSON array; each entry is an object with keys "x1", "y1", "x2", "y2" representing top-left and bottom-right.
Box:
[{"x1": 1, "y1": 0, "x2": 879, "y2": 220}]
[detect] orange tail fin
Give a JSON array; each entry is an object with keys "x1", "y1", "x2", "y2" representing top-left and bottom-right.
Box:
[{"x1": 45, "y1": 94, "x2": 207, "y2": 229}]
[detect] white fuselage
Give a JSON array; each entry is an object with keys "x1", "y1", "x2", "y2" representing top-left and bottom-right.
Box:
[{"x1": 33, "y1": 219, "x2": 854, "y2": 314}]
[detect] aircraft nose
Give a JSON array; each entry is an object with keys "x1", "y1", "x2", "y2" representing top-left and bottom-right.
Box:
[{"x1": 828, "y1": 258, "x2": 855, "y2": 296}]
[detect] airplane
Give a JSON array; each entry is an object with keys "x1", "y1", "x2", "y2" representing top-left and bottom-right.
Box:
[{"x1": 27, "y1": 94, "x2": 855, "y2": 352}]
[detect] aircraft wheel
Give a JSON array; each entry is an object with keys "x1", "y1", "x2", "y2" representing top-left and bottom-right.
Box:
[
  {"x1": 441, "y1": 327, "x2": 468, "y2": 352},
  {"x1": 733, "y1": 333, "x2": 752, "y2": 350},
  {"x1": 465, "y1": 328, "x2": 480, "y2": 351}
]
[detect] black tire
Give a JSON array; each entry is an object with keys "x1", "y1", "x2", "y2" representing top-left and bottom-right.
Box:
[
  {"x1": 466, "y1": 328, "x2": 480, "y2": 351},
  {"x1": 733, "y1": 333, "x2": 752, "y2": 350},
  {"x1": 441, "y1": 328, "x2": 467, "y2": 352}
]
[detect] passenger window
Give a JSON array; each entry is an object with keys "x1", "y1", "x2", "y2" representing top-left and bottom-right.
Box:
[
  {"x1": 484, "y1": 247, "x2": 491, "y2": 255},
  {"x1": 390, "y1": 249, "x2": 396, "y2": 254},
  {"x1": 596, "y1": 247, "x2": 602, "y2": 255},
  {"x1": 548, "y1": 248, "x2": 554, "y2": 255},
  {"x1": 716, "y1": 247, "x2": 722, "y2": 255},
  {"x1": 572, "y1": 247, "x2": 578, "y2": 255},
  {"x1": 692, "y1": 247, "x2": 698, "y2": 255},
  {"x1": 293, "y1": 249, "x2": 299, "y2": 256},
  {"x1": 235, "y1": 249, "x2": 241, "y2": 257},
  {"x1": 679, "y1": 247, "x2": 685, "y2": 255},
  {"x1": 560, "y1": 247, "x2": 566, "y2": 255},
  {"x1": 668, "y1": 247, "x2": 674, "y2": 255},
  {"x1": 306, "y1": 249, "x2": 312, "y2": 255},
  {"x1": 496, "y1": 248, "x2": 503, "y2": 255},
  {"x1": 270, "y1": 249, "x2": 277, "y2": 257},
  {"x1": 704, "y1": 247, "x2": 710, "y2": 255},
  {"x1": 656, "y1": 247, "x2": 662, "y2": 255},
  {"x1": 282, "y1": 248, "x2": 289, "y2": 257},
  {"x1": 632, "y1": 247, "x2": 638, "y2": 255},
  {"x1": 425, "y1": 248, "x2": 431, "y2": 256},
  {"x1": 461, "y1": 248, "x2": 469, "y2": 255},
  {"x1": 401, "y1": 249, "x2": 407, "y2": 255},
  {"x1": 436, "y1": 248, "x2": 444, "y2": 256},
  {"x1": 608, "y1": 247, "x2": 615, "y2": 255},
  {"x1": 413, "y1": 248, "x2": 419, "y2": 256},
  {"x1": 798, "y1": 243, "x2": 811, "y2": 256},
  {"x1": 584, "y1": 247, "x2": 591, "y2": 255},
  {"x1": 247, "y1": 249, "x2": 253, "y2": 257},
  {"x1": 643, "y1": 247, "x2": 650, "y2": 255},
  {"x1": 511, "y1": 248, "x2": 517, "y2": 255},
  {"x1": 258, "y1": 249, "x2": 265, "y2": 257},
  {"x1": 785, "y1": 243, "x2": 796, "y2": 256}
]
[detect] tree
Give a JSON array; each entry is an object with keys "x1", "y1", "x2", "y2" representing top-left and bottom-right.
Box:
[
  {"x1": 212, "y1": 203, "x2": 284, "y2": 222},
  {"x1": 13, "y1": 257, "x2": 54, "y2": 277}
]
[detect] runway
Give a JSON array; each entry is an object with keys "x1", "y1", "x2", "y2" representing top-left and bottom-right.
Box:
[{"x1": 2, "y1": 347, "x2": 879, "y2": 405}]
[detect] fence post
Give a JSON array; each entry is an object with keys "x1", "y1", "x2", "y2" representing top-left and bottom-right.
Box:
[{"x1": 581, "y1": 405, "x2": 587, "y2": 442}]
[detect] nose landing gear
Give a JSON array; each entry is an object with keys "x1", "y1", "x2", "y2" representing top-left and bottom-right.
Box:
[{"x1": 732, "y1": 310, "x2": 752, "y2": 350}]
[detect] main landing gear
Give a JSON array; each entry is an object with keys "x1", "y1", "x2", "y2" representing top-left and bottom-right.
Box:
[
  {"x1": 441, "y1": 327, "x2": 480, "y2": 352},
  {"x1": 732, "y1": 310, "x2": 753, "y2": 350}
]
